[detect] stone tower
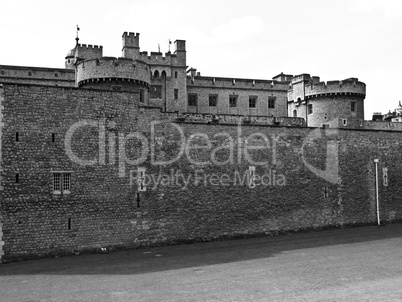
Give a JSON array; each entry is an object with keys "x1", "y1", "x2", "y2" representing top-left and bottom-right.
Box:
[{"x1": 288, "y1": 74, "x2": 366, "y2": 128}]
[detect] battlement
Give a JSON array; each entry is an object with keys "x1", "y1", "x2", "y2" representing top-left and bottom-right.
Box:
[
  {"x1": 187, "y1": 75, "x2": 290, "y2": 91},
  {"x1": 303, "y1": 78, "x2": 366, "y2": 98},
  {"x1": 138, "y1": 51, "x2": 183, "y2": 67},
  {"x1": 122, "y1": 32, "x2": 140, "y2": 49},
  {"x1": 76, "y1": 57, "x2": 150, "y2": 86},
  {"x1": 122, "y1": 32, "x2": 140, "y2": 39},
  {"x1": 78, "y1": 44, "x2": 103, "y2": 49}
]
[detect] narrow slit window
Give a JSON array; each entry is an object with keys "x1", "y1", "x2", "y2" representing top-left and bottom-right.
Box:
[
  {"x1": 249, "y1": 166, "x2": 255, "y2": 188},
  {"x1": 15, "y1": 173, "x2": 19, "y2": 183},
  {"x1": 138, "y1": 167, "x2": 146, "y2": 192},
  {"x1": 68, "y1": 218, "x2": 71, "y2": 230},
  {"x1": 323, "y1": 186, "x2": 329, "y2": 198},
  {"x1": 136, "y1": 193, "x2": 141, "y2": 208},
  {"x1": 52, "y1": 133, "x2": 55, "y2": 142},
  {"x1": 16, "y1": 132, "x2": 19, "y2": 142},
  {"x1": 383, "y1": 167, "x2": 388, "y2": 186}
]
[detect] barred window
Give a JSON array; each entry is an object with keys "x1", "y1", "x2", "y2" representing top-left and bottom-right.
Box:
[{"x1": 53, "y1": 172, "x2": 71, "y2": 194}]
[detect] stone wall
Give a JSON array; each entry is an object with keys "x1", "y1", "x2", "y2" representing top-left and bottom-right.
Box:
[
  {"x1": 187, "y1": 76, "x2": 288, "y2": 117},
  {"x1": 0, "y1": 65, "x2": 75, "y2": 87},
  {"x1": 1, "y1": 84, "x2": 402, "y2": 261},
  {"x1": 0, "y1": 83, "x2": 140, "y2": 260}
]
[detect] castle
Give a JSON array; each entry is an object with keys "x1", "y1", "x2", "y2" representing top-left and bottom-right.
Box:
[{"x1": 0, "y1": 32, "x2": 401, "y2": 262}]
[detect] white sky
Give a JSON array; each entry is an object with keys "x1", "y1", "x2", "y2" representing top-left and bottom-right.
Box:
[{"x1": 1, "y1": 0, "x2": 401, "y2": 117}]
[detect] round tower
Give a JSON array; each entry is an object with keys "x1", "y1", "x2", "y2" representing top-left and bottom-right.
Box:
[
  {"x1": 75, "y1": 57, "x2": 151, "y2": 95},
  {"x1": 288, "y1": 74, "x2": 366, "y2": 128}
]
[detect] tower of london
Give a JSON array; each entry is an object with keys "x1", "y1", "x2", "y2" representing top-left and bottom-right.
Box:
[{"x1": 0, "y1": 31, "x2": 401, "y2": 262}]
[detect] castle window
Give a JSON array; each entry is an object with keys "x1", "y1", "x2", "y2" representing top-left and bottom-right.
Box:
[
  {"x1": 229, "y1": 95, "x2": 238, "y2": 107},
  {"x1": 174, "y1": 89, "x2": 179, "y2": 100},
  {"x1": 53, "y1": 172, "x2": 71, "y2": 195},
  {"x1": 54, "y1": 73, "x2": 58, "y2": 77},
  {"x1": 249, "y1": 166, "x2": 255, "y2": 188},
  {"x1": 249, "y1": 96, "x2": 257, "y2": 108},
  {"x1": 16, "y1": 132, "x2": 19, "y2": 142},
  {"x1": 188, "y1": 93, "x2": 198, "y2": 106},
  {"x1": 174, "y1": 71, "x2": 178, "y2": 79},
  {"x1": 140, "y1": 89, "x2": 145, "y2": 103},
  {"x1": 67, "y1": 59, "x2": 71, "y2": 64},
  {"x1": 268, "y1": 96, "x2": 276, "y2": 109},
  {"x1": 342, "y1": 119, "x2": 347, "y2": 126},
  {"x1": 323, "y1": 186, "x2": 329, "y2": 198},
  {"x1": 209, "y1": 94, "x2": 218, "y2": 107},
  {"x1": 28, "y1": 71, "x2": 32, "y2": 76},
  {"x1": 150, "y1": 85, "x2": 162, "y2": 99},
  {"x1": 15, "y1": 173, "x2": 19, "y2": 184},
  {"x1": 307, "y1": 104, "x2": 313, "y2": 115},
  {"x1": 351, "y1": 101, "x2": 356, "y2": 112},
  {"x1": 383, "y1": 167, "x2": 388, "y2": 186},
  {"x1": 0, "y1": 70, "x2": 4, "y2": 75},
  {"x1": 293, "y1": 109, "x2": 297, "y2": 117},
  {"x1": 52, "y1": 133, "x2": 55, "y2": 142}
]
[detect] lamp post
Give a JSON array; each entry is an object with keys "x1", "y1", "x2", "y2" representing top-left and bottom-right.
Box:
[{"x1": 374, "y1": 159, "x2": 380, "y2": 225}]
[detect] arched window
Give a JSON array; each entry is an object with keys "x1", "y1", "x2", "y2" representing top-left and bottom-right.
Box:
[
  {"x1": 154, "y1": 70, "x2": 159, "y2": 79},
  {"x1": 161, "y1": 70, "x2": 166, "y2": 78},
  {"x1": 293, "y1": 109, "x2": 297, "y2": 117}
]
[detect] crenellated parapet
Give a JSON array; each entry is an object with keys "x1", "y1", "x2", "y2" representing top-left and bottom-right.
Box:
[
  {"x1": 288, "y1": 74, "x2": 366, "y2": 102},
  {"x1": 303, "y1": 78, "x2": 366, "y2": 99},
  {"x1": 76, "y1": 57, "x2": 150, "y2": 88},
  {"x1": 187, "y1": 75, "x2": 290, "y2": 91},
  {"x1": 76, "y1": 44, "x2": 103, "y2": 61}
]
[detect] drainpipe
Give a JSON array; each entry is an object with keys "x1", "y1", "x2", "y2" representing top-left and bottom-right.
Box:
[{"x1": 374, "y1": 159, "x2": 380, "y2": 225}]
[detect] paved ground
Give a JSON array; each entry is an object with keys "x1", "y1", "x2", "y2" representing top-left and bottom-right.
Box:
[{"x1": 1, "y1": 224, "x2": 402, "y2": 302}]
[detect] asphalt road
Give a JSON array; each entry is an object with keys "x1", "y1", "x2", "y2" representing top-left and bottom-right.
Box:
[{"x1": 1, "y1": 224, "x2": 402, "y2": 302}]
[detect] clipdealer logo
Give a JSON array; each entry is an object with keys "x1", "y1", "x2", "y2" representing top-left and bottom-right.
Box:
[{"x1": 64, "y1": 118, "x2": 340, "y2": 185}]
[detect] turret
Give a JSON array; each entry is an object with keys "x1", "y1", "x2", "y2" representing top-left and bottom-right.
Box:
[
  {"x1": 288, "y1": 74, "x2": 366, "y2": 127},
  {"x1": 122, "y1": 32, "x2": 140, "y2": 60},
  {"x1": 174, "y1": 40, "x2": 186, "y2": 66}
]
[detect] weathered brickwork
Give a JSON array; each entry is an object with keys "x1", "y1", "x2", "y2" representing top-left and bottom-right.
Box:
[
  {"x1": 1, "y1": 83, "x2": 401, "y2": 261},
  {"x1": 288, "y1": 75, "x2": 366, "y2": 127},
  {"x1": 0, "y1": 84, "x2": 140, "y2": 260},
  {"x1": 186, "y1": 76, "x2": 288, "y2": 117},
  {"x1": 2, "y1": 31, "x2": 402, "y2": 262},
  {"x1": 0, "y1": 65, "x2": 75, "y2": 87}
]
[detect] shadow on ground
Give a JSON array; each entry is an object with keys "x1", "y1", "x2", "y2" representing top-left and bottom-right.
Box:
[{"x1": 0, "y1": 224, "x2": 401, "y2": 276}]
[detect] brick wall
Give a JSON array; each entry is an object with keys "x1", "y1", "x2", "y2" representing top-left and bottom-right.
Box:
[
  {"x1": 1, "y1": 83, "x2": 402, "y2": 261},
  {"x1": 0, "y1": 65, "x2": 75, "y2": 87}
]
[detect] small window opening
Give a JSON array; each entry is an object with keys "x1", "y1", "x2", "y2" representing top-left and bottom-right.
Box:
[
  {"x1": 68, "y1": 218, "x2": 71, "y2": 230},
  {"x1": 324, "y1": 186, "x2": 329, "y2": 198},
  {"x1": 136, "y1": 193, "x2": 140, "y2": 208},
  {"x1": 383, "y1": 167, "x2": 388, "y2": 186},
  {"x1": 174, "y1": 71, "x2": 178, "y2": 79},
  {"x1": 52, "y1": 133, "x2": 55, "y2": 142},
  {"x1": 16, "y1": 132, "x2": 19, "y2": 142},
  {"x1": 16, "y1": 173, "x2": 19, "y2": 183}
]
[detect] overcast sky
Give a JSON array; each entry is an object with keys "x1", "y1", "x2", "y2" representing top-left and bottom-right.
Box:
[{"x1": 1, "y1": 0, "x2": 401, "y2": 117}]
